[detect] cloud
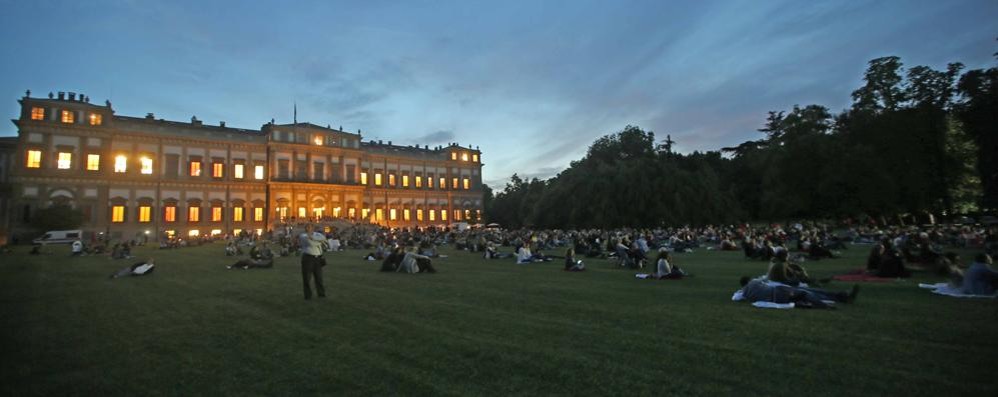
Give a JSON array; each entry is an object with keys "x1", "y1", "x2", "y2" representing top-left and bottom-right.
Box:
[{"x1": 411, "y1": 130, "x2": 455, "y2": 144}]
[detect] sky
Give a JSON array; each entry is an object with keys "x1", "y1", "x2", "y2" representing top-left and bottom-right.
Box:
[{"x1": 0, "y1": 0, "x2": 995, "y2": 187}]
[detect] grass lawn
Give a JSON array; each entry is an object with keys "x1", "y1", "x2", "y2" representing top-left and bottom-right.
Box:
[{"x1": 1, "y1": 242, "x2": 996, "y2": 396}]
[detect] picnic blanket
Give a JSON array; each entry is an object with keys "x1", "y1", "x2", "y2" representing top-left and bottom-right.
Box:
[
  {"x1": 635, "y1": 273, "x2": 682, "y2": 280},
  {"x1": 918, "y1": 283, "x2": 997, "y2": 299}
]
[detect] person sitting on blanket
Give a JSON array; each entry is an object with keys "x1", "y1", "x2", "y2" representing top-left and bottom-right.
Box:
[
  {"x1": 380, "y1": 246, "x2": 404, "y2": 272},
  {"x1": 654, "y1": 250, "x2": 685, "y2": 279},
  {"x1": 738, "y1": 276, "x2": 859, "y2": 309},
  {"x1": 110, "y1": 258, "x2": 156, "y2": 278},
  {"x1": 870, "y1": 238, "x2": 910, "y2": 278},
  {"x1": 767, "y1": 250, "x2": 813, "y2": 286},
  {"x1": 398, "y1": 246, "x2": 436, "y2": 274},
  {"x1": 961, "y1": 253, "x2": 997, "y2": 295},
  {"x1": 249, "y1": 241, "x2": 275, "y2": 261},
  {"x1": 564, "y1": 248, "x2": 585, "y2": 272}
]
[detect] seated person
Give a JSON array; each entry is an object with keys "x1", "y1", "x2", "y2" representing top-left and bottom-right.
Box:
[
  {"x1": 380, "y1": 247, "x2": 404, "y2": 272},
  {"x1": 419, "y1": 242, "x2": 440, "y2": 258},
  {"x1": 398, "y1": 247, "x2": 435, "y2": 273},
  {"x1": 29, "y1": 244, "x2": 42, "y2": 255},
  {"x1": 875, "y1": 244, "x2": 910, "y2": 278},
  {"x1": 961, "y1": 253, "x2": 997, "y2": 295},
  {"x1": 71, "y1": 240, "x2": 83, "y2": 256},
  {"x1": 110, "y1": 258, "x2": 156, "y2": 278},
  {"x1": 767, "y1": 250, "x2": 812, "y2": 286},
  {"x1": 653, "y1": 250, "x2": 685, "y2": 279},
  {"x1": 564, "y1": 248, "x2": 585, "y2": 272},
  {"x1": 517, "y1": 243, "x2": 535, "y2": 264},
  {"x1": 739, "y1": 276, "x2": 859, "y2": 309},
  {"x1": 249, "y1": 242, "x2": 275, "y2": 260}
]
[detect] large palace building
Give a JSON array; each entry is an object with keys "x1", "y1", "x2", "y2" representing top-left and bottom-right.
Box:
[{"x1": 1, "y1": 90, "x2": 484, "y2": 242}]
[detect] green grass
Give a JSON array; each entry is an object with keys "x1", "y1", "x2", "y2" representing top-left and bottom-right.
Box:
[{"x1": 1, "y1": 242, "x2": 996, "y2": 396}]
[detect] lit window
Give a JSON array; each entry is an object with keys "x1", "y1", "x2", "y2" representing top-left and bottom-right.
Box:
[
  {"x1": 313, "y1": 207, "x2": 324, "y2": 218},
  {"x1": 428, "y1": 177, "x2": 434, "y2": 188},
  {"x1": 348, "y1": 208, "x2": 356, "y2": 219},
  {"x1": 298, "y1": 207, "x2": 306, "y2": 218},
  {"x1": 277, "y1": 207, "x2": 288, "y2": 221},
  {"x1": 188, "y1": 206, "x2": 200, "y2": 222},
  {"x1": 389, "y1": 208, "x2": 397, "y2": 221},
  {"x1": 139, "y1": 206, "x2": 151, "y2": 223},
  {"x1": 403, "y1": 209, "x2": 410, "y2": 221},
  {"x1": 164, "y1": 230, "x2": 176, "y2": 238},
  {"x1": 429, "y1": 210, "x2": 436, "y2": 221},
  {"x1": 31, "y1": 107, "x2": 44, "y2": 120},
  {"x1": 89, "y1": 113, "x2": 102, "y2": 126},
  {"x1": 313, "y1": 135, "x2": 323, "y2": 145},
  {"x1": 253, "y1": 207, "x2": 263, "y2": 221},
  {"x1": 454, "y1": 210, "x2": 462, "y2": 221},
  {"x1": 140, "y1": 157, "x2": 153, "y2": 174},
  {"x1": 189, "y1": 161, "x2": 201, "y2": 177},
  {"x1": 461, "y1": 153, "x2": 469, "y2": 161},
  {"x1": 476, "y1": 209, "x2": 481, "y2": 220},
  {"x1": 375, "y1": 173, "x2": 382, "y2": 186},
  {"x1": 417, "y1": 209, "x2": 423, "y2": 221},
  {"x1": 441, "y1": 210, "x2": 448, "y2": 221},
  {"x1": 333, "y1": 207, "x2": 341, "y2": 217},
  {"x1": 439, "y1": 177, "x2": 445, "y2": 189},
  {"x1": 210, "y1": 229, "x2": 222, "y2": 236},
  {"x1": 376, "y1": 209, "x2": 384, "y2": 221},
  {"x1": 189, "y1": 229, "x2": 200, "y2": 237},
  {"x1": 473, "y1": 154, "x2": 479, "y2": 162},
  {"x1": 112, "y1": 205, "x2": 125, "y2": 222},
  {"x1": 465, "y1": 209, "x2": 471, "y2": 220},
  {"x1": 234, "y1": 164, "x2": 244, "y2": 179},
  {"x1": 465, "y1": 178, "x2": 472, "y2": 190},
  {"x1": 415, "y1": 176, "x2": 422, "y2": 188},
  {"x1": 87, "y1": 154, "x2": 100, "y2": 171},
  {"x1": 165, "y1": 206, "x2": 176, "y2": 222},
  {"x1": 388, "y1": 174, "x2": 395, "y2": 186},
  {"x1": 255, "y1": 228, "x2": 262, "y2": 235},
  {"x1": 360, "y1": 172, "x2": 368, "y2": 185},
  {"x1": 234, "y1": 207, "x2": 244, "y2": 222},
  {"x1": 254, "y1": 165, "x2": 264, "y2": 180},
  {"x1": 451, "y1": 152, "x2": 457, "y2": 160},
  {"x1": 57, "y1": 152, "x2": 72, "y2": 169},
  {"x1": 233, "y1": 229, "x2": 242, "y2": 236},
  {"x1": 212, "y1": 207, "x2": 222, "y2": 222},
  {"x1": 26, "y1": 150, "x2": 41, "y2": 168},
  {"x1": 114, "y1": 155, "x2": 127, "y2": 173},
  {"x1": 402, "y1": 175, "x2": 409, "y2": 187},
  {"x1": 362, "y1": 208, "x2": 370, "y2": 219},
  {"x1": 212, "y1": 162, "x2": 224, "y2": 178},
  {"x1": 61, "y1": 110, "x2": 75, "y2": 123},
  {"x1": 452, "y1": 178, "x2": 459, "y2": 189}
]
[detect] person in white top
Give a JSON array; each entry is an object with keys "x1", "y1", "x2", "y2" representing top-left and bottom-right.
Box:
[
  {"x1": 71, "y1": 240, "x2": 83, "y2": 256},
  {"x1": 298, "y1": 224, "x2": 327, "y2": 300}
]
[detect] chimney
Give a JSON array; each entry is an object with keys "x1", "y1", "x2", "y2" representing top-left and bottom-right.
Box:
[
  {"x1": 146, "y1": 113, "x2": 155, "y2": 120},
  {"x1": 48, "y1": 92, "x2": 54, "y2": 99},
  {"x1": 378, "y1": 140, "x2": 383, "y2": 145},
  {"x1": 191, "y1": 116, "x2": 201, "y2": 126},
  {"x1": 388, "y1": 141, "x2": 392, "y2": 146},
  {"x1": 58, "y1": 92, "x2": 65, "y2": 100},
  {"x1": 425, "y1": 145, "x2": 429, "y2": 150},
  {"x1": 220, "y1": 121, "x2": 226, "y2": 128},
  {"x1": 68, "y1": 92, "x2": 76, "y2": 101}
]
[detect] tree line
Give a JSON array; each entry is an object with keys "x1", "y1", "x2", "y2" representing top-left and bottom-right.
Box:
[{"x1": 486, "y1": 50, "x2": 998, "y2": 229}]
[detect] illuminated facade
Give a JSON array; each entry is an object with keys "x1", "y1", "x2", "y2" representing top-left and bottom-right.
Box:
[{"x1": 6, "y1": 91, "x2": 484, "y2": 240}]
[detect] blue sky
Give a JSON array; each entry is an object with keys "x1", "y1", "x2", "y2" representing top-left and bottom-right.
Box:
[{"x1": 1, "y1": 0, "x2": 995, "y2": 187}]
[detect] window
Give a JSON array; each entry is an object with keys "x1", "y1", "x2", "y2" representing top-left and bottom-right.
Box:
[
  {"x1": 313, "y1": 135, "x2": 323, "y2": 146},
  {"x1": 473, "y1": 154, "x2": 479, "y2": 162},
  {"x1": 140, "y1": 157, "x2": 153, "y2": 174},
  {"x1": 461, "y1": 153, "x2": 469, "y2": 161},
  {"x1": 57, "y1": 152, "x2": 72, "y2": 169},
  {"x1": 388, "y1": 174, "x2": 396, "y2": 187},
  {"x1": 234, "y1": 164, "x2": 244, "y2": 179},
  {"x1": 114, "y1": 155, "x2": 127, "y2": 173},
  {"x1": 463, "y1": 178, "x2": 470, "y2": 190},
  {"x1": 61, "y1": 110, "x2": 75, "y2": 123},
  {"x1": 87, "y1": 154, "x2": 100, "y2": 171},
  {"x1": 313, "y1": 162, "x2": 324, "y2": 181},
  {"x1": 212, "y1": 162, "x2": 224, "y2": 178},
  {"x1": 454, "y1": 210, "x2": 462, "y2": 221},
  {"x1": 402, "y1": 175, "x2": 409, "y2": 187},
  {"x1": 189, "y1": 161, "x2": 201, "y2": 177},
  {"x1": 165, "y1": 206, "x2": 177, "y2": 222},
  {"x1": 452, "y1": 178, "x2": 459, "y2": 189},
  {"x1": 313, "y1": 207, "x2": 324, "y2": 218},
  {"x1": 111, "y1": 205, "x2": 125, "y2": 222},
  {"x1": 389, "y1": 208, "x2": 397, "y2": 221},
  {"x1": 253, "y1": 207, "x2": 263, "y2": 221},
  {"x1": 439, "y1": 177, "x2": 445, "y2": 189},
  {"x1": 333, "y1": 207, "x2": 341, "y2": 217},
  {"x1": 362, "y1": 208, "x2": 370, "y2": 219},
  {"x1": 348, "y1": 208, "x2": 356, "y2": 219},
  {"x1": 376, "y1": 209, "x2": 384, "y2": 221},
  {"x1": 465, "y1": 209, "x2": 471, "y2": 220},
  {"x1": 188, "y1": 206, "x2": 200, "y2": 222},
  {"x1": 476, "y1": 209, "x2": 481, "y2": 221},
  {"x1": 429, "y1": 209, "x2": 436, "y2": 221},
  {"x1": 31, "y1": 107, "x2": 44, "y2": 120},
  {"x1": 189, "y1": 230, "x2": 200, "y2": 237},
  {"x1": 298, "y1": 207, "x2": 306, "y2": 218},
  {"x1": 138, "y1": 206, "x2": 151, "y2": 223},
  {"x1": 254, "y1": 165, "x2": 264, "y2": 180},
  {"x1": 360, "y1": 172, "x2": 368, "y2": 185},
  {"x1": 374, "y1": 173, "x2": 382, "y2": 186},
  {"x1": 277, "y1": 207, "x2": 288, "y2": 221},
  {"x1": 89, "y1": 113, "x2": 102, "y2": 126},
  {"x1": 233, "y1": 207, "x2": 244, "y2": 222},
  {"x1": 442, "y1": 210, "x2": 448, "y2": 221},
  {"x1": 428, "y1": 176, "x2": 434, "y2": 188},
  {"x1": 451, "y1": 152, "x2": 457, "y2": 160},
  {"x1": 415, "y1": 176, "x2": 422, "y2": 188},
  {"x1": 212, "y1": 207, "x2": 222, "y2": 222},
  {"x1": 26, "y1": 150, "x2": 41, "y2": 168},
  {"x1": 165, "y1": 154, "x2": 179, "y2": 177},
  {"x1": 417, "y1": 209, "x2": 423, "y2": 221},
  {"x1": 403, "y1": 209, "x2": 410, "y2": 221}
]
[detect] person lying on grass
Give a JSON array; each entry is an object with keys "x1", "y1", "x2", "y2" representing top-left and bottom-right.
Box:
[
  {"x1": 738, "y1": 276, "x2": 858, "y2": 309},
  {"x1": 110, "y1": 258, "x2": 155, "y2": 278},
  {"x1": 564, "y1": 248, "x2": 585, "y2": 271},
  {"x1": 227, "y1": 257, "x2": 274, "y2": 270}
]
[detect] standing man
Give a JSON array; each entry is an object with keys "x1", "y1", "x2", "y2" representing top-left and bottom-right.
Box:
[{"x1": 299, "y1": 224, "x2": 327, "y2": 300}]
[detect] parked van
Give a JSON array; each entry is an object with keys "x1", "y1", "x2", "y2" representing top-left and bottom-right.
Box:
[{"x1": 32, "y1": 230, "x2": 84, "y2": 245}]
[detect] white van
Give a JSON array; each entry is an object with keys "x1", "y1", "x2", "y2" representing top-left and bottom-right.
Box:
[{"x1": 32, "y1": 230, "x2": 84, "y2": 245}]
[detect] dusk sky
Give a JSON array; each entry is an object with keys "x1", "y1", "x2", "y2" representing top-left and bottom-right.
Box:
[{"x1": 1, "y1": 1, "x2": 995, "y2": 187}]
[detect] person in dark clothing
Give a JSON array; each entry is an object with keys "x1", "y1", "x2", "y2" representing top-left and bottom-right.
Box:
[
  {"x1": 739, "y1": 276, "x2": 859, "y2": 309},
  {"x1": 380, "y1": 246, "x2": 404, "y2": 272},
  {"x1": 299, "y1": 224, "x2": 327, "y2": 300},
  {"x1": 564, "y1": 248, "x2": 586, "y2": 272}
]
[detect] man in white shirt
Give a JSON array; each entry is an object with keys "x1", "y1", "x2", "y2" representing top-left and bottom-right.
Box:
[{"x1": 299, "y1": 224, "x2": 327, "y2": 300}]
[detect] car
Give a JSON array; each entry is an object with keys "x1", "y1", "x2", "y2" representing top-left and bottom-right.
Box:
[{"x1": 32, "y1": 230, "x2": 83, "y2": 245}]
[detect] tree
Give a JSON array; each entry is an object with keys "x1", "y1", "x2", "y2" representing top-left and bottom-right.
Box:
[{"x1": 31, "y1": 205, "x2": 84, "y2": 231}]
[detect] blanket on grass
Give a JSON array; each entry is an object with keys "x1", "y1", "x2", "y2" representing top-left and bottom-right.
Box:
[
  {"x1": 918, "y1": 283, "x2": 997, "y2": 299},
  {"x1": 635, "y1": 273, "x2": 682, "y2": 280}
]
